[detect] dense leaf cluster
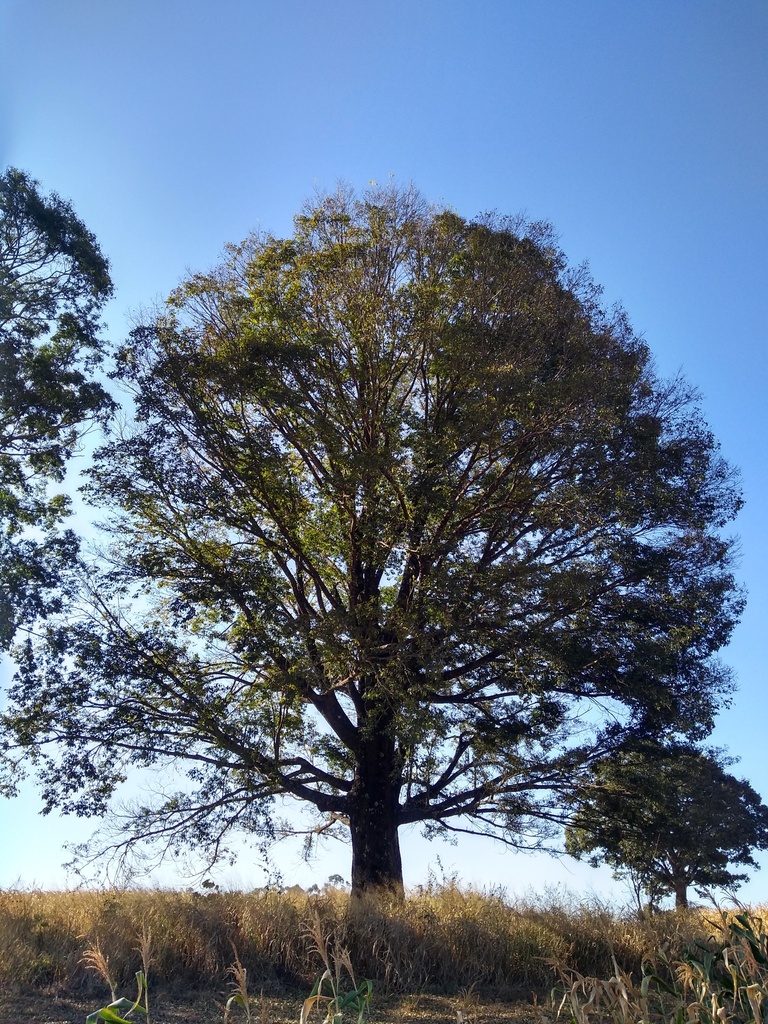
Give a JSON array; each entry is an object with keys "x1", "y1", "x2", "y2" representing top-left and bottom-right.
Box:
[
  {"x1": 566, "y1": 742, "x2": 768, "y2": 907},
  {"x1": 0, "y1": 168, "x2": 113, "y2": 644}
]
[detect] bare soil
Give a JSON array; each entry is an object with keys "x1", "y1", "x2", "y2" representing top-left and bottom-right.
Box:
[{"x1": 0, "y1": 990, "x2": 542, "y2": 1023}]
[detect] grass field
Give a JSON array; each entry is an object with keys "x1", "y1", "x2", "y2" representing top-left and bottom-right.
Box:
[{"x1": 0, "y1": 885, "x2": 763, "y2": 1023}]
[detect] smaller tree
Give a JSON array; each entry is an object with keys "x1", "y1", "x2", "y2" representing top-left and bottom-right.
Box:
[
  {"x1": 565, "y1": 742, "x2": 768, "y2": 908},
  {"x1": 0, "y1": 168, "x2": 113, "y2": 645}
]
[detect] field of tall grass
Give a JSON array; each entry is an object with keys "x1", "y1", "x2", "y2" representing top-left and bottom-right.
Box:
[{"x1": 0, "y1": 882, "x2": 742, "y2": 1001}]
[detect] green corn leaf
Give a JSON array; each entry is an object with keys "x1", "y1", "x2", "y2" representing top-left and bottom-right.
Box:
[
  {"x1": 85, "y1": 994, "x2": 147, "y2": 1024},
  {"x1": 641, "y1": 972, "x2": 679, "y2": 998},
  {"x1": 85, "y1": 1006, "x2": 134, "y2": 1024}
]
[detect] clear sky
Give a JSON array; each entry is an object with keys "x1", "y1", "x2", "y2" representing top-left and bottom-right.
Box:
[{"x1": 1, "y1": 0, "x2": 767, "y2": 902}]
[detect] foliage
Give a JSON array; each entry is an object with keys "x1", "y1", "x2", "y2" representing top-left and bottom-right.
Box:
[
  {"x1": 0, "y1": 167, "x2": 113, "y2": 649},
  {"x1": 565, "y1": 741, "x2": 768, "y2": 908},
  {"x1": 1, "y1": 183, "x2": 743, "y2": 891}
]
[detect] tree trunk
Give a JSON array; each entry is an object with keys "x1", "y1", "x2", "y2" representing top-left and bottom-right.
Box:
[
  {"x1": 348, "y1": 725, "x2": 403, "y2": 896},
  {"x1": 673, "y1": 876, "x2": 689, "y2": 909}
]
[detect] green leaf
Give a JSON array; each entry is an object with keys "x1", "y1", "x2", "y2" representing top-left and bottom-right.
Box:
[{"x1": 85, "y1": 999, "x2": 141, "y2": 1024}]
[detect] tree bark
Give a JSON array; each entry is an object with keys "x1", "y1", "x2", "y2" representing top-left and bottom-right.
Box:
[
  {"x1": 348, "y1": 724, "x2": 404, "y2": 895},
  {"x1": 673, "y1": 876, "x2": 689, "y2": 909}
]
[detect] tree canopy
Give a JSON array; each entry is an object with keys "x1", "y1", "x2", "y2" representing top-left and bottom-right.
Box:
[
  {"x1": 565, "y1": 741, "x2": 768, "y2": 908},
  {"x1": 0, "y1": 168, "x2": 113, "y2": 646},
  {"x1": 1, "y1": 184, "x2": 743, "y2": 893}
]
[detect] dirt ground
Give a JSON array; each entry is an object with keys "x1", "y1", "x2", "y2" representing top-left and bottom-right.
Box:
[{"x1": 0, "y1": 990, "x2": 544, "y2": 1023}]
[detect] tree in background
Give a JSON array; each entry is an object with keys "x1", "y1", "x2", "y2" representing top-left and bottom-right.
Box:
[
  {"x1": 565, "y1": 741, "x2": 768, "y2": 908},
  {"x1": 1, "y1": 184, "x2": 743, "y2": 893},
  {"x1": 0, "y1": 168, "x2": 113, "y2": 646}
]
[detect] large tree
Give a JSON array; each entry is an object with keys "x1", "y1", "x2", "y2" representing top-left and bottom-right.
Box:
[
  {"x1": 1, "y1": 185, "x2": 743, "y2": 893},
  {"x1": 565, "y1": 742, "x2": 768, "y2": 908},
  {"x1": 0, "y1": 168, "x2": 113, "y2": 646}
]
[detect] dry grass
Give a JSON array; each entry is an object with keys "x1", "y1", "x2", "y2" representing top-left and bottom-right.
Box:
[{"x1": 0, "y1": 884, "x2": 752, "y2": 1003}]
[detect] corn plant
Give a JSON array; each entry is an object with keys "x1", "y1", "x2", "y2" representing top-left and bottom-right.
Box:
[
  {"x1": 300, "y1": 911, "x2": 372, "y2": 1024},
  {"x1": 549, "y1": 956, "x2": 658, "y2": 1024},
  {"x1": 85, "y1": 969, "x2": 149, "y2": 1024},
  {"x1": 300, "y1": 969, "x2": 373, "y2": 1024},
  {"x1": 671, "y1": 911, "x2": 768, "y2": 1024},
  {"x1": 548, "y1": 910, "x2": 768, "y2": 1024},
  {"x1": 82, "y1": 925, "x2": 152, "y2": 1024},
  {"x1": 223, "y1": 946, "x2": 271, "y2": 1024}
]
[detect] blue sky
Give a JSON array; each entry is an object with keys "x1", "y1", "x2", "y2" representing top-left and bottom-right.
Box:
[{"x1": 1, "y1": 0, "x2": 767, "y2": 901}]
